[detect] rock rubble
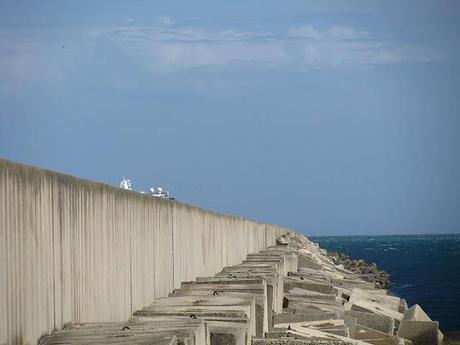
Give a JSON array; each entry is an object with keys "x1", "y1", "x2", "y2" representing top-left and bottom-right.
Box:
[
  {"x1": 326, "y1": 251, "x2": 391, "y2": 289},
  {"x1": 38, "y1": 231, "x2": 442, "y2": 345}
]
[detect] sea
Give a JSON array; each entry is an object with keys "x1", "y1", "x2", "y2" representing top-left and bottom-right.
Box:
[{"x1": 310, "y1": 234, "x2": 460, "y2": 333}]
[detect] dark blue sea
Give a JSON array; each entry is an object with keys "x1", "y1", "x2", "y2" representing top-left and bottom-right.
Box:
[{"x1": 310, "y1": 234, "x2": 460, "y2": 332}]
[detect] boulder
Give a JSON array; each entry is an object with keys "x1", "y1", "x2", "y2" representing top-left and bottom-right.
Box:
[{"x1": 276, "y1": 235, "x2": 289, "y2": 245}]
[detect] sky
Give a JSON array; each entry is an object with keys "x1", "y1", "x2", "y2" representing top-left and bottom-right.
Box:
[{"x1": 1, "y1": 0, "x2": 459, "y2": 236}]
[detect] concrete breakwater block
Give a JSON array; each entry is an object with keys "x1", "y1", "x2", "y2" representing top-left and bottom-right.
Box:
[
  {"x1": 243, "y1": 257, "x2": 286, "y2": 278},
  {"x1": 168, "y1": 290, "x2": 264, "y2": 334},
  {"x1": 38, "y1": 330, "x2": 179, "y2": 345},
  {"x1": 36, "y1": 231, "x2": 442, "y2": 345},
  {"x1": 403, "y1": 305, "x2": 443, "y2": 343},
  {"x1": 352, "y1": 324, "x2": 412, "y2": 345},
  {"x1": 296, "y1": 256, "x2": 324, "y2": 271},
  {"x1": 274, "y1": 319, "x2": 345, "y2": 329},
  {"x1": 348, "y1": 300, "x2": 404, "y2": 327},
  {"x1": 296, "y1": 266, "x2": 346, "y2": 279},
  {"x1": 194, "y1": 277, "x2": 277, "y2": 325},
  {"x1": 285, "y1": 301, "x2": 343, "y2": 316},
  {"x1": 284, "y1": 291, "x2": 339, "y2": 304},
  {"x1": 348, "y1": 289, "x2": 402, "y2": 312},
  {"x1": 404, "y1": 304, "x2": 432, "y2": 321},
  {"x1": 285, "y1": 293, "x2": 342, "y2": 305},
  {"x1": 274, "y1": 311, "x2": 341, "y2": 325},
  {"x1": 344, "y1": 310, "x2": 395, "y2": 335},
  {"x1": 135, "y1": 295, "x2": 256, "y2": 345},
  {"x1": 251, "y1": 337, "x2": 349, "y2": 345},
  {"x1": 397, "y1": 320, "x2": 439, "y2": 345},
  {"x1": 274, "y1": 325, "x2": 372, "y2": 345},
  {"x1": 287, "y1": 287, "x2": 336, "y2": 298},
  {"x1": 349, "y1": 287, "x2": 388, "y2": 296},
  {"x1": 126, "y1": 318, "x2": 206, "y2": 344},
  {"x1": 246, "y1": 249, "x2": 300, "y2": 276},
  {"x1": 288, "y1": 271, "x2": 334, "y2": 284},
  {"x1": 331, "y1": 278, "x2": 376, "y2": 291},
  {"x1": 266, "y1": 327, "x2": 348, "y2": 338},
  {"x1": 272, "y1": 319, "x2": 349, "y2": 337},
  {"x1": 171, "y1": 284, "x2": 268, "y2": 337},
  {"x1": 285, "y1": 296, "x2": 344, "y2": 314},
  {"x1": 133, "y1": 312, "x2": 250, "y2": 345},
  {"x1": 284, "y1": 277, "x2": 335, "y2": 295},
  {"x1": 40, "y1": 320, "x2": 205, "y2": 345},
  {"x1": 259, "y1": 248, "x2": 299, "y2": 273},
  {"x1": 216, "y1": 265, "x2": 283, "y2": 313}
]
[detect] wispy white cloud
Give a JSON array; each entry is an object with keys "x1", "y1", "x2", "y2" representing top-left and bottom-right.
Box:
[
  {"x1": 124, "y1": 17, "x2": 138, "y2": 24},
  {"x1": 109, "y1": 22, "x2": 435, "y2": 72},
  {"x1": 0, "y1": 21, "x2": 441, "y2": 89},
  {"x1": 288, "y1": 25, "x2": 370, "y2": 40},
  {"x1": 111, "y1": 26, "x2": 271, "y2": 45},
  {"x1": 157, "y1": 16, "x2": 174, "y2": 26}
]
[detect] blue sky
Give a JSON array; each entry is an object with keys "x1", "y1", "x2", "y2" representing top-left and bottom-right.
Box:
[{"x1": 1, "y1": 0, "x2": 459, "y2": 235}]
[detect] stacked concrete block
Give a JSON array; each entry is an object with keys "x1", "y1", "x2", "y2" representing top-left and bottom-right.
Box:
[
  {"x1": 251, "y1": 232, "x2": 442, "y2": 345},
  {"x1": 348, "y1": 289, "x2": 402, "y2": 312},
  {"x1": 397, "y1": 321, "x2": 439, "y2": 345},
  {"x1": 344, "y1": 310, "x2": 395, "y2": 334},
  {"x1": 171, "y1": 281, "x2": 268, "y2": 337},
  {"x1": 347, "y1": 300, "x2": 404, "y2": 328},
  {"x1": 402, "y1": 304, "x2": 444, "y2": 344},
  {"x1": 37, "y1": 231, "x2": 442, "y2": 345},
  {"x1": 352, "y1": 325, "x2": 413, "y2": 345}
]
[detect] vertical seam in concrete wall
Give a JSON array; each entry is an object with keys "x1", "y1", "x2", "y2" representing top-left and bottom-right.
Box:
[
  {"x1": 5, "y1": 169, "x2": 10, "y2": 343},
  {"x1": 129, "y1": 204, "x2": 133, "y2": 316},
  {"x1": 172, "y1": 204, "x2": 175, "y2": 290},
  {"x1": 51, "y1": 182, "x2": 56, "y2": 332}
]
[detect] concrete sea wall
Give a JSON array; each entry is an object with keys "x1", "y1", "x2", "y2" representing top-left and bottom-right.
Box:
[{"x1": 0, "y1": 159, "x2": 288, "y2": 345}]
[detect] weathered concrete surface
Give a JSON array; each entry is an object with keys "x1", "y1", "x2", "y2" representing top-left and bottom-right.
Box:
[
  {"x1": 31, "y1": 230, "x2": 443, "y2": 345},
  {"x1": 0, "y1": 159, "x2": 287, "y2": 345},
  {"x1": 173, "y1": 281, "x2": 268, "y2": 336},
  {"x1": 348, "y1": 301, "x2": 404, "y2": 327},
  {"x1": 397, "y1": 320, "x2": 439, "y2": 345},
  {"x1": 256, "y1": 232, "x2": 442, "y2": 345},
  {"x1": 352, "y1": 325, "x2": 411, "y2": 345},
  {"x1": 403, "y1": 305, "x2": 444, "y2": 343},
  {"x1": 39, "y1": 320, "x2": 206, "y2": 345},
  {"x1": 344, "y1": 310, "x2": 395, "y2": 335},
  {"x1": 348, "y1": 289, "x2": 401, "y2": 312},
  {"x1": 135, "y1": 294, "x2": 257, "y2": 345}
]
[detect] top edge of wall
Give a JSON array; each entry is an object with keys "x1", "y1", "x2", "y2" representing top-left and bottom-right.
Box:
[{"x1": 0, "y1": 157, "x2": 292, "y2": 231}]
